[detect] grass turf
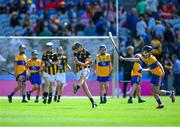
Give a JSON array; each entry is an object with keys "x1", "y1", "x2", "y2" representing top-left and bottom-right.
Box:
[{"x1": 0, "y1": 96, "x2": 180, "y2": 127}]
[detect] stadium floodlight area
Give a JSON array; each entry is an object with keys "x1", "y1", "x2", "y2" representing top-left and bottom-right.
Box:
[{"x1": 0, "y1": 36, "x2": 120, "y2": 97}]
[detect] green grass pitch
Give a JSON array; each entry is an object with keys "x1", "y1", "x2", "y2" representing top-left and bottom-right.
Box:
[{"x1": 0, "y1": 96, "x2": 180, "y2": 127}]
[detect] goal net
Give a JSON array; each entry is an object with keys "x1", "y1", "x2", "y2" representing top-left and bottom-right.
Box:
[{"x1": 0, "y1": 36, "x2": 119, "y2": 97}]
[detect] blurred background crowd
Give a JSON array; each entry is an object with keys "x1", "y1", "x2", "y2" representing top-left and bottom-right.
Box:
[{"x1": 0, "y1": 0, "x2": 180, "y2": 95}]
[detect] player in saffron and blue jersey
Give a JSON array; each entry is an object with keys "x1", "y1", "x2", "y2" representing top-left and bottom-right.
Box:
[
  {"x1": 94, "y1": 45, "x2": 112, "y2": 104},
  {"x1": 128, "y1": 53, "x2": 145, "y2": 104},
  {"x1": 120, "y1": 45, "x2": 175, "y2": 109},
  {"x1": 26, "y1": 50, "x2": 42, "y2": 103},
  {"x1": 8, "y1": 44, "x2": 28, "y2": 103}
]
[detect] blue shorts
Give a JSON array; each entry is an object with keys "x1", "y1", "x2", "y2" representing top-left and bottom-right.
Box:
[
  {"x1": 16, "y1": 71, "x2": 27, "y2": 82},
  {"x1": 30, "y1": 73, "x2": 42, "y2": 85},
  {"x1": 151, "y1": 74, "x2": 163, "y2": 86},
  {"x1": 131, "y1": 76, "x2": 141, "y2": 85},
  {"x1": 97, "y1": 76, "x2": 110, "y2": 82}
]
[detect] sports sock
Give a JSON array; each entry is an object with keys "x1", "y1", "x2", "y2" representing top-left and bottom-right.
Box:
[
  {"x1": 165, "y1": 91, "x2": 171, "y2": 96},
  {"x1": 100, "y1": 96, "x2": 103, "y2": 102},
  {"x1": 43, "y1": 92, "x2": 48, "y2": 99},
  {"x1": 22, "y1": 95, "x2": 26, "y2": 100},
  {"x1": 10, "y1": 92, "x2": 14, "y2": 97},
  {"x1": 35, "y1": 96, "x2": 39, "y2": 100},
  {"x1": 89, "y1": 98, "x2": 94, "y2": 104},
  {"x1": 29, "y1": 91, "x2": 32, "y2": 94},
  {"x1": 129, "y1": 96, "x2": 132, "y2": 100},
  {"x1": 156, "y1": 98, "x2": 162, "y2": 105}
]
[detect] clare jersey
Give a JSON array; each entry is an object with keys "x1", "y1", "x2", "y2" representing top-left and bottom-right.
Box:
[
  {"x1": 42, "y1": 51, "x2": 58, "y2": 75},
  {"x1": 27, "y1": 59, "x2": 42, "y2": 74},
  {"x1": 73, "y1": 49, "x2": 92, "y2": 72},
  {"x1": 15, "y1": 54, "x2": 27, "y2": 76},
  {"x1": 140, "y1": 55, "x2": 163, "y2": 76},
  {"x1": 95, "y1": 53, "x2": 111, "y2": 77},
  {"x1": 131, "y1": 62, "x2": 142, "y2": 77},
  {"x1": 56, "y1": 55, "x2": 67, "y2": 73}
]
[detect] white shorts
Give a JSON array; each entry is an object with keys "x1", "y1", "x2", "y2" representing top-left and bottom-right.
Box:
[
  {"x1": 55, "y1": 73, "x2": 66, "y2": 84},
  {"x1": 43, "y1": 72, "x2": 56, "y2": 83},
  {"x1": 76, "y1": 68, "x2": 90, "y2": 81}
]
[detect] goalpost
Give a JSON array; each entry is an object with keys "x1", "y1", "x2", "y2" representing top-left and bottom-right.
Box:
[{"x1": 0, "y1": 36, "x2": 120, "y2": 97}]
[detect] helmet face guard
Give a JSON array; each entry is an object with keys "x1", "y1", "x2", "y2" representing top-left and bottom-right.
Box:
[
  {"x1": 32, "y1": 50, "x2": 38, "y2": 58},
  {"x1": 46, "y1": 42, "x2": 53, "y2": 52},
  {"x1": 19, "y1": 44, "x2": 26, "y2": 54},
  {"x1": 72, "y1": 42, "x2": 82, "y2": 52},
  {"x1": 142, "y1": 45, "x2": 153, "y2": 57}
]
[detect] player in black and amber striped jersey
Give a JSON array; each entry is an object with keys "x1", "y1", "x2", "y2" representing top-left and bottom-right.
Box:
[
  {"x1": 72, "y1": 42, "x2": 97, "y2": 108},
  {"x1": 42, "y1": 42, "x2": 58, "y2": 104},
  {"x1": 53, "y1": 46, "x2": 68, "y2": 103}
]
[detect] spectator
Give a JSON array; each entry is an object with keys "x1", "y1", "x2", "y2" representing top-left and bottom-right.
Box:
[
  {"x1": 136, "y1": 16, "x2": 147, "y2": 37},
  {"x1": 10, "y1": 11, "x2": 20, "y2": 27},
  {"x1": 172, "y1": 54, "x2": 180, "y2": 95},
  {"x1": 133, "y1": 35, "x2": 144, "y2": 54},
  {"x1": 146, "y1": 0, "x2": 159, "y2": 14},
  {"x1": 122, "y1": 46, "x2": 134, "y2": 98},
  {"x1": 126, "y1": 8, "x2": 138, "y2": 36},
  {"x1": 162, "y1": 53, "x2": 173, "y2": 90},
  {"x1": 28, "y1": 0, "x2": 37, "y2": 14},
  {"x1": 150, "y1": 35, "x2": 162, "y2": 60},
  {"x1": 22, "y1": 15, "x2": 32, "y2": 28},
  {"x1": 136, "y1": 0, "x2": 149, "y2": 15},
  {"x1": 154, "y1": 19, "x2": 165, "y2": 37},
  {"x1": 84, "y1": 20, "x2": 96, "y2": 36},
  {"x1": 174, "y1": 34, "x2": 180, "y2": 59},
  {"x1": 164, "y1": 23, "x2": 175, "y2": 44}
]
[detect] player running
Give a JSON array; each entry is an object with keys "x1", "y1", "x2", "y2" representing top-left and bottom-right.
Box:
[
  {"x1": 94, "y1": 45, "x2": 112, "y2": 104},
  {"x1": 8, "y1": 44, "x2": 28, "y2": 103},
  {"x1": 120, "y1": 45, "x2": 175, "y2": 109},
  {"x1": 42, "y1": 42, "x2": 58, "y2": 104},
  {"x1": 127, "y1": 53, "x2": 146, "y2": 104},
  {"x1": 72, "y1": 42, "x2": 97, "y2": 108},
  {"x1": 52, "y1": 46, "x2": 67, "y2": 103},
  {"x1": 26, "y1": 50, "x2": 42, "y2": 103}
]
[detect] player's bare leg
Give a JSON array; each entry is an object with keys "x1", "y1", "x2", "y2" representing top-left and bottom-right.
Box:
[
  {"x1": 57, "y1": 82, "x2": 64, "y2": 103},
  {"x1": 82, "y1": 82, "x2": 97, "y2": 108},
  {"x1": 73, "y1": 75, "x2": 85, "y2": 94},
  {"x1": 128, "y1": 84, "x2": 137, "y2": 103},
  {"x1": 54, "y1": 83, "x2": 59, "y2": 102},
  {"x1": 8, "y1": 83, "x2": 22, "y2": 103},
  {"x1": 47, "y1": 82, "x2": 53, "y2": 104},
  {"x1": 26, "y1": 85, "x2": 37, "y2": 100},
  {"x1": 151, "y1": 85, "x2": 164, "y2": 109},
  {"x1": 34, "y1": 85, "x2": 41, "y2": 103},
  {"x1": 43, "y1": 78, "x2": 50, "y2": 104},
  {"x1": 137, "y1": 85, "x2": 145, "y2": 103},
  {"x1": 99, "y1": 82, "x2": 104, "y2": 103},
  {"x1": 159, "y1": 90, "x2": 175, "y2": 103},
  {"x1": 21, "y1": 82, "x2": 28, "y2": 103}
]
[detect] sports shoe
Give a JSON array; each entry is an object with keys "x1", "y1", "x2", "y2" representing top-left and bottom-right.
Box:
[
  {"x1": 57, "y1": 99, "x2": 60, "y2": 103},
  {"x1": 170, "y1": 91, "x2": 175, "y2": 103},
  {"x1": 128, "y1": 99, "x2": 133, "y2": 104},
  {"x1": 92, "y1": 103, "x2": 97, "y2": 108},
  {"x1": 54, "y1": 96, "x2": 57, "y2": 102},
  {"x1": 8, "y1": 95, "x2": 12, "y2": 103},
  {"x1": 34, "y1": 100, "x2": 39, "y2": 103},
  {"x1": 43, "y1": 99, "x2": 47, "y2": 104},
  {"x1": 73, "y1": 84, "x2": 80, "y2": 94},
  {"x1": 104, "y1": 96, "x2": 107, "y2": 103},
  {"x1": 138, "y1": 98, "x2": 146, "y2": 103},
  {"x1": 48, "y1": 97, "x2": 52, "y2": 104},
  {"x1": 156, "y1": 104, "x2": 164, "y2": 109},
  {"x1": 22, "y1": 100, "x2": 28, "y2": 103},
  {"x1": 26, "y1": 92, "x2": 31, "y2": 100}
]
